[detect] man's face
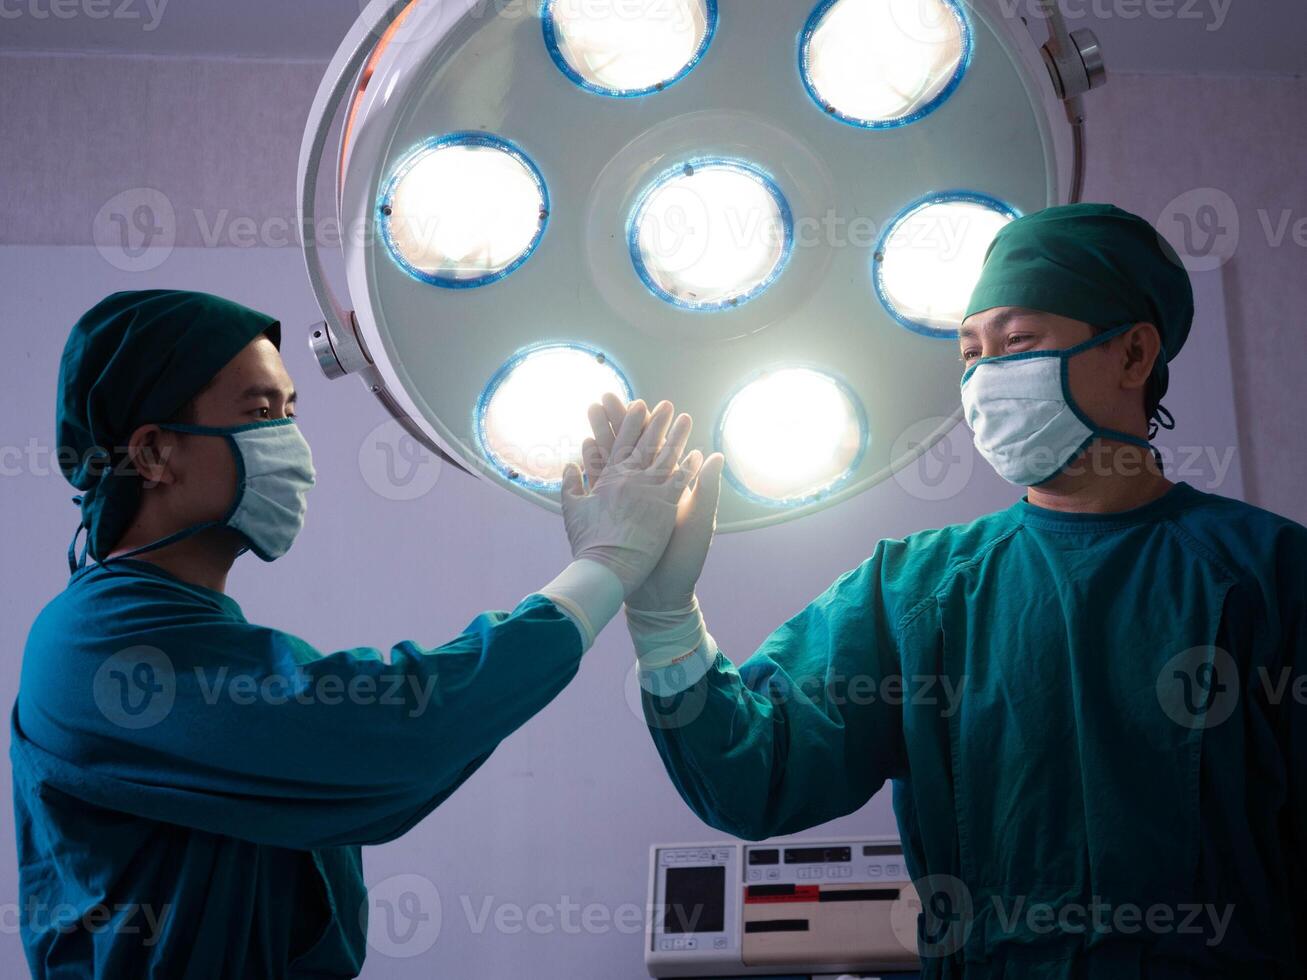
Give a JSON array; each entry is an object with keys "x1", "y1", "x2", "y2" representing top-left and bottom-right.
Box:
[
  {"x1": 958, "y1": 306, "x2": 1141, "y2": 432},
  {"x1": 153, "y1": 335, "x2": 298, "y2": 529}
]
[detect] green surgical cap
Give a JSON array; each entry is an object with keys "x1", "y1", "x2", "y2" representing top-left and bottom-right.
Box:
[
  {"x1": 57, "y1": 290, "x2": 281, "y2": 565},
  {"x1": 964, "y1": 203, "x2": 1194, "y2": 414}
]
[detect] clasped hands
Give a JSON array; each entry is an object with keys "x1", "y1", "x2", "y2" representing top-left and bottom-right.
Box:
[{"x1": 560, "y1": 394, "x2": 725, "y2": 622}]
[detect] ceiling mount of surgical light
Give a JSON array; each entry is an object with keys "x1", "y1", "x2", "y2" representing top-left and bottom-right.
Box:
[{"x1": 299, "y1": 0, "x2": 1109, "y2": 531}]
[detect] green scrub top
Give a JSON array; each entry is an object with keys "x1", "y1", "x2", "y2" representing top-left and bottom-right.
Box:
[
  {"x1": 12, "y1": 558, "x2": 586, "y2": 977},
  {"x1": 644, "y1": 483, "x2": 1305, "y2": 978}
]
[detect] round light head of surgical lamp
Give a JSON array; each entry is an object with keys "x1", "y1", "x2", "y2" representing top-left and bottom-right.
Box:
[
  {"x1": 312, "y1": 0, "x2": 1084, "y2": 531},
  {"x1": 476, "y1": 343, "x2": 634, "y2": 490},
  {"x1": 629, "y1": 159, "x2": 794, "y2": 311},
  {"x1": 718, "y1": 368, "x2": 867, "y2": 505},
  {"x1": 379, "y1": 133, "x2": 549, "y2": 287},
  {"x1": 800, "y1": 0, "x2": 972, "y2": 128},
  {"x1": 874, "y1": 191, "x2": 1020, "y2": 337},
  {"x1": 544, "y1": 0, "x2": 718, "y2": 97}
]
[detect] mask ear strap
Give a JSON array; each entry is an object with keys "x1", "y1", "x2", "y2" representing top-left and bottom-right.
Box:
[
  {"x1": 100, "y1": 521, "x2": 222, "y2": 566},
  {"x1": 1062, "y1": 321, "x2": 1136, "y2": 357},
  {"x1": 67, "y1": 500, "x2": 90, "y2": 575},
  {"x1": 1149, "y1": 402, "x2": 1176, "y2": 439},
  {"x1": 1145, "y1": 401, "x2": 1176, "y2": 473}
]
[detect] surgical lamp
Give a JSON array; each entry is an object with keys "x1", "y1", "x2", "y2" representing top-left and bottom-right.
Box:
[{"x1": 299, "y1": 0, "x2": 1106, "y2": 531}]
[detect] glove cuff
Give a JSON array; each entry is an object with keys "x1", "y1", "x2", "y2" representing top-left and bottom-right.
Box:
[
  {"x1": 537, "y1": 559, "x2": 625, "y2": 652},
  {"x1": 625, "y1": 597, "x2": 718, "y2": 695}
]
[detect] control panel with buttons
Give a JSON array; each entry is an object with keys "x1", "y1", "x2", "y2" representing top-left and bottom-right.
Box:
[{"x1": 647, "y1": 837, "x2": 917, "y2": 978}]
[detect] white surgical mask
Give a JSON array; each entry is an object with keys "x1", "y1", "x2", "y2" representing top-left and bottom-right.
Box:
[
  {"x1": 959, "y1": 322, "x2": 1153, "y2": 487},
  {"x1": 72, "y1": 418, "x2": 316, "y2": 570}
]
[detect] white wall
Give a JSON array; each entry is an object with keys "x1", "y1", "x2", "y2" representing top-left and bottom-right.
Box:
[{"x1": 1081, "y1": 72, "x2": 1307, "y2": 522}]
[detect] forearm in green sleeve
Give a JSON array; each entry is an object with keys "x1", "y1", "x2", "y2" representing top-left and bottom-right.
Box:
[{"x1": 640, "y1": 554, "x2": 906, "y2": 841}]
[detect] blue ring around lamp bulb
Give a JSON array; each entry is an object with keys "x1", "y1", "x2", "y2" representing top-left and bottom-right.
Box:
[
  {"x1": 713, "y1": 366, "x2": 870, "y2": 508},
  {"x1": 378, "y1": 132, "x2": 550, "y2": 290},
  {"x1": 872, "y1": 189, "x2": 1022, "y2": 340},
  {"x1": 473, "y1": 342, "x2": 636, "y2": 492},
  {"x1": 541, "y1": 0, "x2": 719, "y2": 99},
  {"x1": 627, "y1": 157, "x2": 796, "y2": 313},
  {"x1": 799, "y1": 0, "x2": 974, "y2": 130}
]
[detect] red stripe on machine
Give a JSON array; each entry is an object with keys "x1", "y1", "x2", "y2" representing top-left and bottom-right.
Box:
[{"x1": 744, "y1": 885, "x2": 821, "y2": 904}]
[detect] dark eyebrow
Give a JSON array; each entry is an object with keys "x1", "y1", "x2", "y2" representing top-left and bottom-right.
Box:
[
  {"x1": 958, "y1": 309, "x2": 1030, "y2": 343},
  {"x1": 240, "y1": 385, "x2": 297, "y2": 405}
]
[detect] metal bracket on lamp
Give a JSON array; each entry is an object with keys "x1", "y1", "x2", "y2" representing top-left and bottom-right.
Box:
[{"x1": 1035, "y1": 0, "x2": 1107, "y2": 202}]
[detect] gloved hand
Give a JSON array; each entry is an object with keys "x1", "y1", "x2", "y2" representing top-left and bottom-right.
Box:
[
  {"x1": 582, "y1": 394, "x2": 724, "y2": 685},
  {"x1": 584, "y1": 393, "x2": 726, "y2": 615},
  {"x1": 560, "y1": 399, "x2": 697, "y2": 599}
]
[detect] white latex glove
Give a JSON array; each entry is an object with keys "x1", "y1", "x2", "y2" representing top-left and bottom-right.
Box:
[
  {"x1": 585, "y1": 393, "x2": 726, "y2": 615},
  {"x1": 560, "y1": 399, "x2": 696, "y2": 598},
  {"x1": 588, "y1": 391, "x2": 731, "y2": 614},
  {"x1": 585, "y1": 394, "x2": 725, "y2": 687}
]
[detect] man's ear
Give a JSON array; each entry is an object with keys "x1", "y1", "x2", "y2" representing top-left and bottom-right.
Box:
[
  {"x1": 126, "y1": 425, "x2": 179, "y2": 490},
  {"x1": 1120, "y1": 322, "x2": 1163, "y2": 392}
]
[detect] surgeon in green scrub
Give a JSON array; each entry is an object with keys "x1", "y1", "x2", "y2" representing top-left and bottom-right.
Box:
[
  {"x1": 13, "y1": 289, "x2": 707, "y2": 977},
  {"x1": 596, "y1": 205, "x2": 1306, "y2": 977}
]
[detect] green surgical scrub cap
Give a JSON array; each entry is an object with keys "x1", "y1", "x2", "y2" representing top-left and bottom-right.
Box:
[
  {"x1": 964, "y1": 203, "x2": 1194, "y2": 421},
  {"x1": 57, "y1": 290, "x2": 281, "y2": 567}
]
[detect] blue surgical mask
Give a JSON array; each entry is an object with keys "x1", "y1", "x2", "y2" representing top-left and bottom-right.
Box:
[
  {"x1": 70, "y1": 418, "x2": 316, "y2": 570},
  {"x1": 959, "y1": 323, "x2": 1153, "y2": 487}
]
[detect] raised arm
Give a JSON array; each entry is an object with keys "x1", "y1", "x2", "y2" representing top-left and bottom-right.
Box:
[
  {"x1": 640, "y1": 548, "x2": 909, "y2": 840},
  {"x1": 580, "y1": 395, "x2": 908, "y2": 839},
  {"x1": 14, "y1": 592, "x2": 592, "y2": 850},
  {"x1": 14, "y1": 399, "x2": 700, "y2": 851}
]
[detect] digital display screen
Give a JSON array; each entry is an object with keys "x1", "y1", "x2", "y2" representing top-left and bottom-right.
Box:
[
  {"x1": 747, "y1": 849, "x2": 780, "y2": 866},
  {"x1": 784, "y1": 846, "x2": 852, "y2": 864},
  {"x1": 663, "y1": 866, "x2": 726, "y2": 934}
]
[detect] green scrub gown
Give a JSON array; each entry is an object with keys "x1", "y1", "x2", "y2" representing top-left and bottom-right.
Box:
[
  {"x1": 644, "y1": 482, "x2": 1305, "y2": 977},
  {"x1": 12, "y1": 558, "x2": 586, "y2": 977}
]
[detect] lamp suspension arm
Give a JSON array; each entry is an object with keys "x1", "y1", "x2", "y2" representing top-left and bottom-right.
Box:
[{"x1": 1032, "y1": 0, "x2": 1107, "y2": 202}]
